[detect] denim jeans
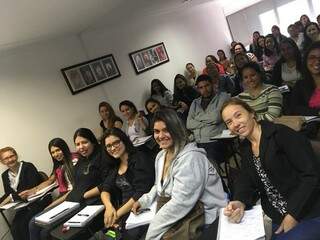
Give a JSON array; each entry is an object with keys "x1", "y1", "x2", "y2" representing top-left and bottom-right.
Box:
[{"x1": 271, "y1": 216, "x2": 320, "y2": 240}]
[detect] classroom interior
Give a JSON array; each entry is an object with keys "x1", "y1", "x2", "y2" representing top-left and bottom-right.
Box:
[{"x1": 0, "y1": 0, "x2": 319, "y2": 239}]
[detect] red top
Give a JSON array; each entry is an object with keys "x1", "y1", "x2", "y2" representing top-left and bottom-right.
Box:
[
  {"x1": 309, "y1": 88, "x2": 320, "y2": 109},
  {"x1": 203, "y1": 63, "x2": 225, "y2": 75}
]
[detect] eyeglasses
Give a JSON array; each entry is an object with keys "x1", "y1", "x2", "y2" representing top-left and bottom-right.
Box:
[{"x1": 105, "y1": 139, "x2": 121, "y2": 151}]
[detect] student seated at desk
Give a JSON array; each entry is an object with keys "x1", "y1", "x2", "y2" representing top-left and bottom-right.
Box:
[
  {"x1": 119, "y1": 100, "x2": 149, "y2": 143},
  {"x1": 221, "y1": 98, "x2": 320, "y2": 240},
  {"x1": 49, "y1": 128, "x2": 112, "y2": 240},
  {"x1": 0, "y1": 146, "x2": 51, "y2": 240},
  {"x1": 29, "y1": 138, "x2": 77, "y2": 240},
  {"x1": 237, "y1": 62, "x2": 283, "y2": 122},
  {"x1": 132, "y1": 109, "x2": 226, "y2": 240},
  {"x1": 100, "y1": 128, "x2": 155, "y2": 239}
]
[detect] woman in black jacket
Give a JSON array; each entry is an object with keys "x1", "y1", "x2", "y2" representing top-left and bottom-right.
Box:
[
  {"x1": 0, "y1": 147, "x2": 50, "y2": 240},
  {"x1": 173, "y1": 74, "x2": 199, "y2": 123},
  {"x1": 221, "y1": 98, "x2": 320, "y2": 239},
  {"x1": 101, "y1": 128, "x2": 155, "y2": 239}
]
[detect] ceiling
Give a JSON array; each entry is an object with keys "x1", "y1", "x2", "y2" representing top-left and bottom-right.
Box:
[{"x1": 0, "y1": 0, "x2": 257, "y2": 51}]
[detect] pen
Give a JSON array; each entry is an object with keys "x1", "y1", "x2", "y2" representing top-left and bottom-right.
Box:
[
  {"x1": 67, "y1": 221, "x2": 81, "y2": 223},
  {"x1": 137, "y1": 208, "x2": 150, "y2": 214},
  {"x1": 49, "y1": 208, "x2": 70, "y2": 219},
  {"x1": 77, "y1": 213, "x2": 89, "y2": 217}
]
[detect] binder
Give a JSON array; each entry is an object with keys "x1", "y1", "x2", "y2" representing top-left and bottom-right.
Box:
[
  {"x1": 35, "y1": 201, "x2": 80, "y2": 225},
  {"x1": 64, "y1": 205, "x2": 105, "y2": 227}
]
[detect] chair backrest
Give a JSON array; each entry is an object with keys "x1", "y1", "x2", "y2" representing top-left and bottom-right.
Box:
[
  {"x1": 38, "y1": 171, "x2": 49, "y2": 181},
  {"x1": 274, "y1": 116, "x2": 305, "y2": 132}
]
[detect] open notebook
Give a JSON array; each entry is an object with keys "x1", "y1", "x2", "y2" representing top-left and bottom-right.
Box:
[
  {"x1": 35, "y1": 201, "x2": 80, "y2": 225},
  {"x1": 217, "y1": 205, "x2": 265, "y2": 240},
  {"x1": 126, "y1": 201, "x2": 157, "y2": 230},
  {"x1": 64, "y1": 205, "x2": 105, "y2": 227}
]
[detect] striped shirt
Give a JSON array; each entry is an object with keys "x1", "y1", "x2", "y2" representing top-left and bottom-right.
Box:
[{"x1": 238, "y1": 84, "x2": 283, "y2": 121}]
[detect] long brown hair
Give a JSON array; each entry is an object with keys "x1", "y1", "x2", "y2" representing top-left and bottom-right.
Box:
[{"x1": 99, "y1": 101, "x2": 118, "y2": 128}]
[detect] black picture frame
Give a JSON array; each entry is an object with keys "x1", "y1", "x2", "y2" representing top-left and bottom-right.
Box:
[
  {"x1": 129, "y1": 42, "x2": 169, "y2": 74},
  {"x1": 61, "y1": 54, "x2": 121, "y2": 95}
]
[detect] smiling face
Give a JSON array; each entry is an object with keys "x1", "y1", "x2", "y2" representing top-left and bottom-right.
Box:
[
  {"x1": 234, "y1": 44, "x2": 244, "y2": 54},
  {"x1": 265, "y1": 37, "x2": 275, "y2": 50},
  {"x1": 186, "y1": 64, "x2": 195, "y2": 74},
  {"x1": 300, "y1": 15, "x2": 310, "y2": 26},
  {"x1": 175, "y1": 77, "x2": 186, "y2": 90},
  {"x1": 306, "y1": 24, "x2": 320, "y2": 42},
  {"x1": 197, "y1": 80, "x2": 213, "y2": 98},
  {"x1": 146, "y1": 101, "x2": 160, "y2": 114},
  {"x1": 257, "y1": 37, "x2": 265, "y2": 48},
  {"x1": 242, "y1": 67, "x2": 262, "y2": 91},
  {"x1": 50, "y1": 146, "x2": 64, "y2": 162},
  {"x1": 99, "y1": 106, "x2": 110, "y2": 121},
  {"x1": 75, "y1": 136, "x2": 94, "y2": 158},
  {"x1": 120, "y1": 105, "x2": 134, "y2": 120},
  {"x1": 153, "y1": 121, "x2": 173, "y2": 150},
  {"x1": 0, "y1": 150, "x2": 18, "y2": 169},
  {"x1": 205, "y1": 56, "x2": 215, "y2": 67},
  {"x1": 307, "y1": 48, "x2": 320, "y2": 76},
  {"x1": 105, "y1": 135, "x2": 126, "y2": 159},
  {"x1": 222, "y1": 104, "x2": 255, "y2": 138},
  {"x1": 280, "y1": 42, "x2": 295, "y2": 61}
]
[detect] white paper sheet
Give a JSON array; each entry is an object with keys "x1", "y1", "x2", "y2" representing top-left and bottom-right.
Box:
[
  {"x1": 125, "y1": 201, "x2": 157, "y2": 229},
  {"x1": 218, "y1": 205, "x2": 265, "y2": 240}
]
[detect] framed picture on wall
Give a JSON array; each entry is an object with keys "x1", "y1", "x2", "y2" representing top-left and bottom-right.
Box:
[
  {"x1": 61, "y1": 54, "x2": 121, "y2": 95},
  {"x1": 129, "y1": 42, "x2": 169, "y2": 74}
]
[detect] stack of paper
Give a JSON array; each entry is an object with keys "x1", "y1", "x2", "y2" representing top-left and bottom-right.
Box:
[
  {"x1": 125, "y1": 201, "x2": 157, "y2": 230},
  {"x1": 27, "y1": 182, "x2": 58, "y2": 202},
  {"x1": 218, "y1": 205, "x2": 265, "y2": 240},
  {"x1": 64, "y1": 205, "x2": 105, "y2": 227},
  {"x1": 35, "y1": 201, "x2": 80, "y2": 225}
]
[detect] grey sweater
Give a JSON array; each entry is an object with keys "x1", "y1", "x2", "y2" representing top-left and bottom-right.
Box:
[
  {"x1": 187, "y1": 92, "x2": 230, "y2": 143},
  {"x1": 138, "y1": 142, "x2": 227, "y2": 240}
]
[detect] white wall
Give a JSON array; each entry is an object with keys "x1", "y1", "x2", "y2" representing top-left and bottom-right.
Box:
[
  {"x1": 0, "y1": 1, "x2": 231, "y2": 238},
  {"x1": 80, "y1": 1, "x2": 232, "y2": 109}
]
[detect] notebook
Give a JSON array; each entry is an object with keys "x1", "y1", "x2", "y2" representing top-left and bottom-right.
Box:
[
  {"x1": 217, "y1": 205, "x2": 265, "y2": 240},
  {"x1": 35, "y1": 201, "x2": 80, "y2": 225},
  {"x1": 27, "y1": 182, "x2": 58, "y2": 202},
  {"x1": 125, "y1": 201, "x2": 157, "y2": 230},
  {"x1": 64, "y1": 205, "x2": 105, "y2": 227}
]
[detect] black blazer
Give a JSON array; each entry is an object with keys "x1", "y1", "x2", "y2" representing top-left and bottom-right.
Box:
[
  {"x1": 101, "y1": 150, "x2": 155, "y2": 203},
  {"x1": 66, "y1": 146, "x2": 111, "y2": 204},
  {"x1": 0, "y1": 161, "x2": 42, "y2": 203},
  {"x1": 235, "y1": 121, "x2": 320, "y2": 224}
]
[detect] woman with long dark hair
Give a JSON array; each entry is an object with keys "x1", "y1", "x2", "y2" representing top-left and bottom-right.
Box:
[
  {"x1": 302, "y1": 22, "x2": 320, "y2": 53},
  {"x1": 150, "y1": 79, "x2": 173, "y2": 107},
  {"x1": 173, "y1": 74, "x2": 199, "y2": 121},
  {"x1": 98, "y1": 101, "x2": 123, "y2": 138},
  {"x1": 100, "y1": 128, "x2": 155, "y2": 239},
  {"x1": 119, "y1": 100, "x2": 149, "y2": 142},
  {"x1": 271, "y1": 38, "x2": 302, "y2": 88},
  {"x1": 262, "y1": 34, "x2": 280, "y2": 72},
  {"x1": 132, "y1": 109, "x2": 226, "y2": 240},
  {"x1": 29, "y1": 138, "x2": 77, "y2": 240}
]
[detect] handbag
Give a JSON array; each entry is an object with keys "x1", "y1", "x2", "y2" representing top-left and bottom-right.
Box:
[{"x1": 156, "y1": 192, "x2": 205, "y2": 240}]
